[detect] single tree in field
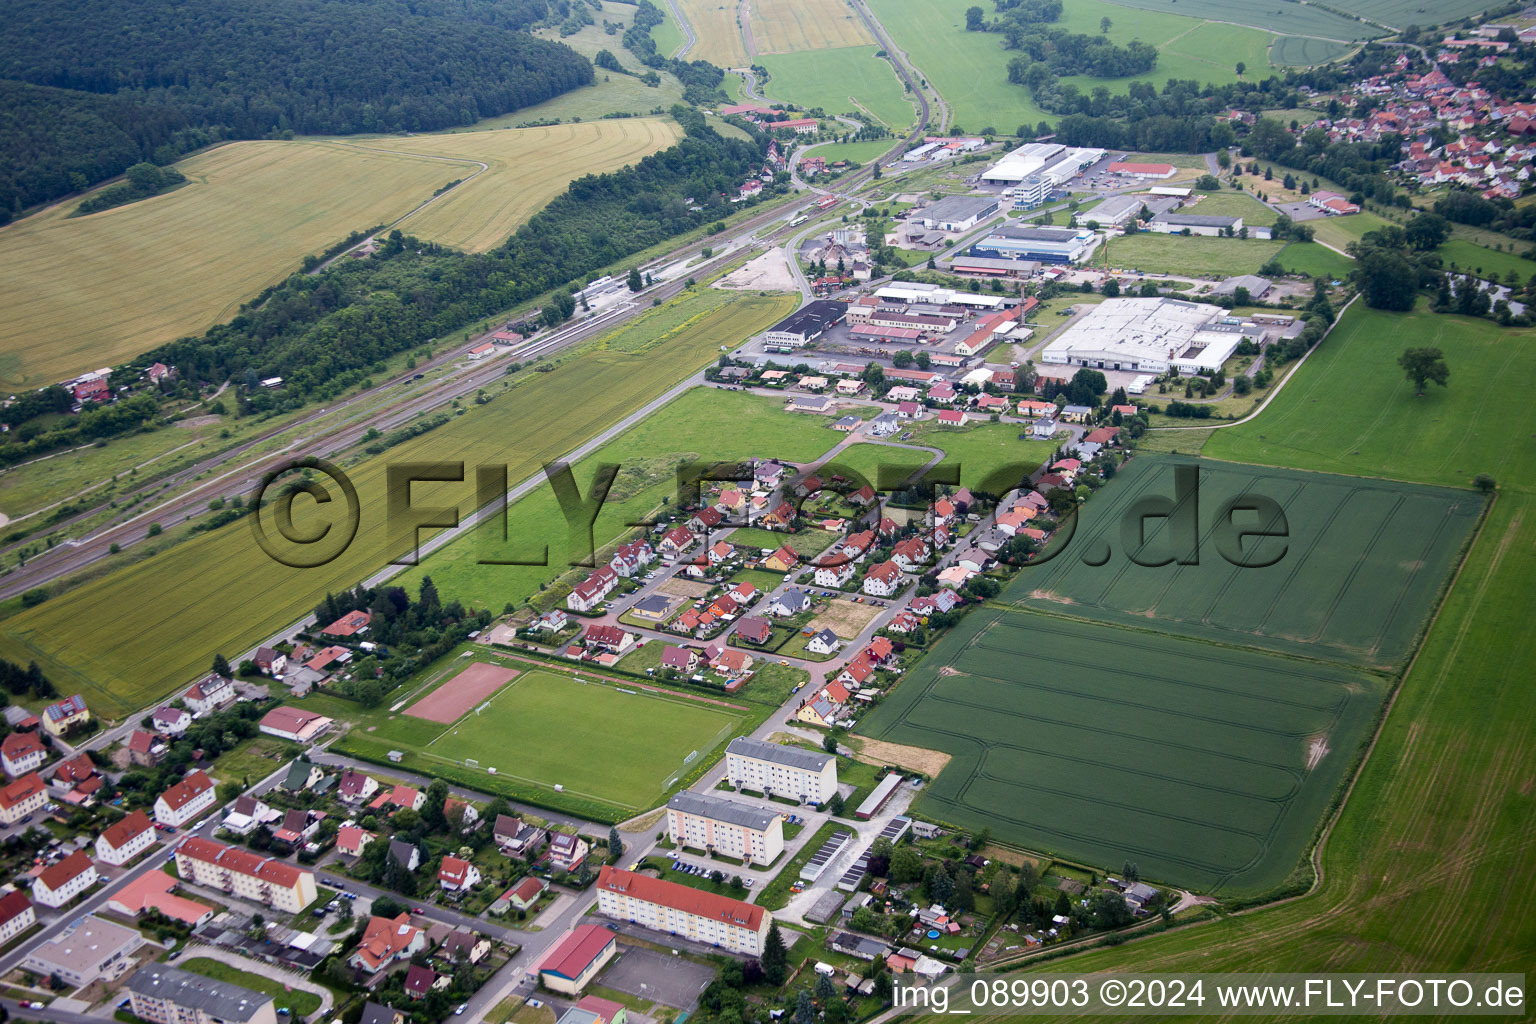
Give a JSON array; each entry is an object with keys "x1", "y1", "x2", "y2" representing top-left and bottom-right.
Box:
[
  {"x1": 1100, "y1": 15, "x2": 1112, "y2": 32},
  {"x1": 1398, "y1": 346, "x2": 1449, "y2": 396},
  {"x1": 627, "y1": 266, "x2": 643, "y2": 292},
  {"x1": 1473, "y1": 473, "x2": 1496, "y2": 493},
  {"x1": 1236, "y1": 61, "x2": 1246, "y2": 75}
]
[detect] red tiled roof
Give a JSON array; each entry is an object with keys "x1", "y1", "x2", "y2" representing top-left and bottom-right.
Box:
[
  {"x1": 2, "y1": 731, "x2": 44, "y2": 762},
  {"x1": 177, "y1": 836, "x2": 308, "y2": 888},
  {"x1": 0, "y1": 772, "x2": 45, "y2": 809},
  {"x1": 596, "y1": 865, "x2": 765, "y2": 930},
  {"x1": 99, "y1": 809, "x2": 153, "y2": 851},
  {"x1": 537, "y1": 924, "x2": 616, "y2": 980},
  {"x1": 159, "y1": 770, "x2": 213, "y2": 812},
  {"x1": 0, "y1": 889, "x2": 31, "y2": 927},
  {"x1": 37, "y1": 849, "x2": 94, "y2": 891}
]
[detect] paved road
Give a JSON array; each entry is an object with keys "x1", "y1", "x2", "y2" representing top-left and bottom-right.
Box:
[{"x1": 662, "y1": 0, "x2": 697, "y2": 59}]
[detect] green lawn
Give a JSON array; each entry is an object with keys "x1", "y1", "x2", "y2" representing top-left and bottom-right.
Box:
[
  {"x1": 1437, "y1": 238, "x2": 1536, "y2": 285},
  {"x1": 805, "y1": 138, "x2": 902, "y2": 167},
  {"x1": 347, "y1": 669, "x2": 743, "y2": 815},
  {"x1": 1204, "y1": 301, "x2": 1536, "y2": 490},
  {"x1": 1181, "y1": 190, "x2": 1279, "y2": 227},
  {"x1": 1103, "y1": 233, "x2": 1287, "y2": 278},
  {"x1": 213, "y1": 736, "x2": 301, "y2": 788},
  {"x1": 179, "y1": 958, "x2": 322, "y2": 1017},
  {"x1": 725, "y1": 526, "x2": 840, "y2": 558},
  {"x1": 897, "y1": 422, "x2": 1057, "y2": 493},
  {"x1": 1277, "y1": 241, "x2": 1354, "y2": 280},
  {"x1": 869, "y1": 0, "x2": 1277, "y2": 135},
  {"x1": 758, "y1": 46, "x2": 917, "y2": 130}
]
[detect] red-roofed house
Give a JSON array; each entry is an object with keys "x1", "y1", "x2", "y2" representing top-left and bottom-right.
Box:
[
  {"x1": 127, "y1": 731, "x2": 166, "y2": 767},
  {"x1": 583, "y1": 625, "x2": 635, "y2": 655},
  {"x1": 0, "y1": 891, "x2": 35, "y2": 944},
  {"x1": 338, "y1": 769, "x2": 379, "y2": 805},
  {"x1": 862, "y1": 560, "x2": 903, "y2": 597},
  {"x1": 438, "y1": 855, "x2": 481, "y2": 892},
  {"x1": 763, "y1": 545, "x2": 800, "y2": 572},
  {"x1": 154, "y1": 770, "x2": 215, "y2": 828},
  {"x1": 936, "y1": 409, "x2": 966, "y2": 426},
  {"x1": 536, "y1": 924, "x2": 618, "y2": 995},
  {"x1": 106, "y1": 870, "x2": 212, "y2": 927},
  {"x1": 404, "y1": 964, "x2": 438, "y2": 1000},
  {"x1": 0, "y1": 772, "x2": 45, "y2": 825},
  {"x1": 96, "y1": 810, "x2": 155, "y2": 866},
  {"x1": 350, "y1": 913, "x2": 425, "y2": 973},
  {"x1": 52, "y1": 754, "x2": 103, "y2": 804},
  {"x1": 322, "y1": 610, "x2": 372, "y2": 637},
  {"x1": 258, "y1": 706, "x2": 332, "y2": 743},
  {"x1": 595, "y1": 866, "x2": 772, "y2": 954},
  {"x1": 32, "y1": 850, "x2": 97, "y2": 908},
  {"x1": 1, "y1": 732, "x2": 46, "y2": 777},
  {"x1": 660, "y1": 525, "x2": 696, "y2": 556},
  {"x1": 337, "y1": 825, "x2": 375, "y2": 858}
]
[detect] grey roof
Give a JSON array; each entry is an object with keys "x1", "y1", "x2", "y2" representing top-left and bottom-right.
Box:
[
  {"x1": 727, "y1": 735, "x2": 834, "y2": 772},
  {"x1": 1154, "y1": 212, "x2": 1240, "y2": 228},
  {"x1": 834, "y1": 415, "x2": 862, "y2": 428},
  {"x1": 922, "y1": 194, "x2": 999, "y2": 222},
  {"x1": 667, "y1": 790, "x2": 780, "y2": 831},
  {"x1": 360, "y1": 1003, "x2": 403, "y2": 1024},
  {"x1": 1212, "y1": 274, "x2": 1271, "y2": 296},
  {"x1": 811, "y1": 628, "x2": 840, "y2": 645},
  {"x1": 775, "y1": 589, "x2": 810, "y2": 609},
  {"x1": 389, "y1": 838, "x2": 418, "y2": 866},
  {"x1": 987, "y1": 225, "x2": 1084, "y2": 241},
  {"x1": 633, "y1": 595, "x2": 671, "y2": 614},
  {"x1": 127, "y1": 966, "x2": 273, "y2": 1023},
  {"x1": 768, "y1": 300, "x2": 848, "y2": 338}
]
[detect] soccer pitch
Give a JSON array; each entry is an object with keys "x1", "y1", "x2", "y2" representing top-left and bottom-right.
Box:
[{"x1": 385, "y1": 669, "x2": 742, "y2": 814}]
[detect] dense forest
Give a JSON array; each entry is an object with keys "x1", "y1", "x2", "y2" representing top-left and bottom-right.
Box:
[
  {"x1": 0, "y1": 0, "x2": 591, "y2": 215},
  {"x1": 146, "y1": 118, "x2": 768, "y2": 413}
]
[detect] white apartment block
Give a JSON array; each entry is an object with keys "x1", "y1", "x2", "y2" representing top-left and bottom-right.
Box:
[
  {"x1": 595, "y1": 866, "x2": 772, "y2": 955},
  {"x1": 666, "y1": 792, "x2": 784, "y2": 866},
  {"x1": 725, "y1": 736, "x2": 838, "y2": 804},
  {"x1": 174, "y1": 837, "x2": 317, "y2": 913}
]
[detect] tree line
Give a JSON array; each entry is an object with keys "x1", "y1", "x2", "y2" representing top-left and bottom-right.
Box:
[{"x1": 0, "y1": 0, "x2": 591, "y2": 214}]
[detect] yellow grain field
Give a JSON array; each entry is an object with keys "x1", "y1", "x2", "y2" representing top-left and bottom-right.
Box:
[
  {"x1": 753, "y1": 0, "x2": 873, "y2": 54},
  {"x1": 0, "y1": 120, "x2": 680, "y2": 388},
  {"x1": 374, "y1": 120, "x2": 682, "y2": 252},
  {"x1": 676, "y1": 0, "x2": 753, "y2": 66},
  {"x1": 0, "y1": 140, "x2": 469, "y2": 388}
]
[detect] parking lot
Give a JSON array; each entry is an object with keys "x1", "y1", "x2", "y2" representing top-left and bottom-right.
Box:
[{"x1": 599, "y1": 945, "x2": 717, "y2": 1010}]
